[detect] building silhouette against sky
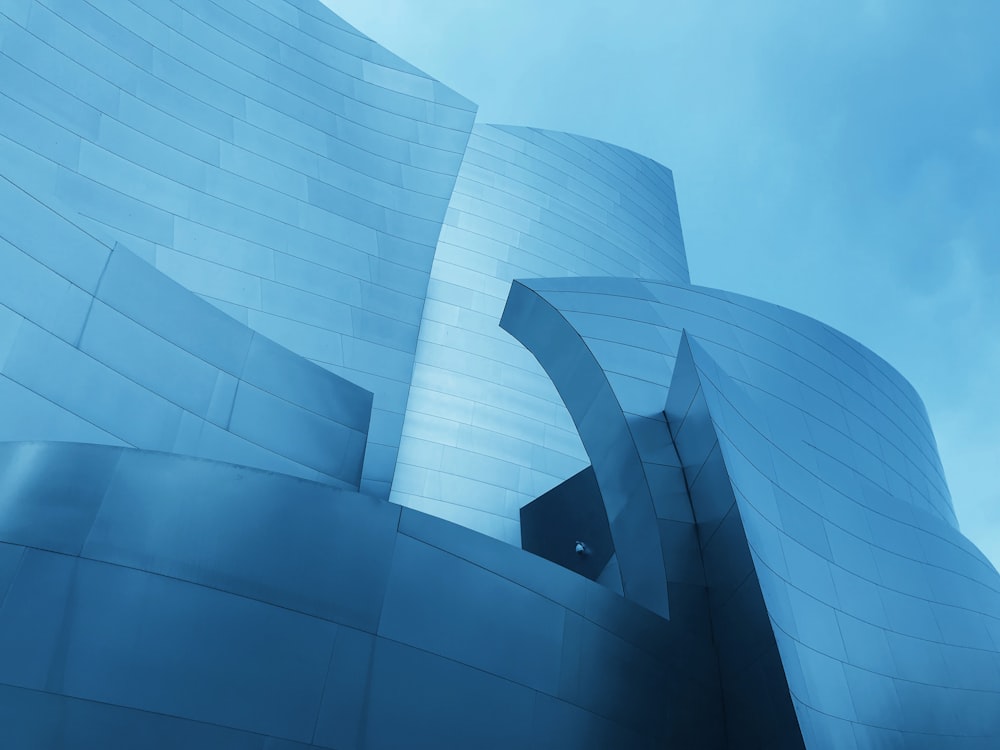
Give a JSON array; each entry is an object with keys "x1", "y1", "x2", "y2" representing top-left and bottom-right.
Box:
[{"x1": 0, "y1": 0, "x2": 998, "y2": 748}]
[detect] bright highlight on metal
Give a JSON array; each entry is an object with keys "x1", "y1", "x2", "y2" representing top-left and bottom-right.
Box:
[{"x1": 0, "y1": 1, "x2": 997, "y2": 748}]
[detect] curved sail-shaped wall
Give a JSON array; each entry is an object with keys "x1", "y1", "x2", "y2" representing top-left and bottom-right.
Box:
[
  {"x1": 503, "y1": 277, "x2": 999, "y2": 748},
  {"x1": 0, "y1": 442, "x2": 715, "y2": 749},
  {"x1": 0, "y1": 0, "x2": 476, "y2": 496},
  {"x1": 392, "y1": 124, "x2": 688, "y2": 543},
  {"x1": 0, "y1": 0, "x2": 997, "y2": 747},
  {"x1": 0, "y1": 172, "x2": 370, "y2": 486}
]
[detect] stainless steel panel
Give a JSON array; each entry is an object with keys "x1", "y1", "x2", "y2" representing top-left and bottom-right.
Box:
[
  {"x1": 1, "y1": 0, "x2": 998, "y2": 745},
  {"x1": 0, "y1": 684, "x2": 275, "y2": 750},
  {"x1": 378, "y1": 534, "x2": 565, "y2": 694},
  {"x1": 364, "y1": 638, "x2": 535, "y2": 750},
  {"x1": 82, "y1": 449, "x2": 399, "y2": 632},
  {"x1": 0, "y1": 442, "x2": 119, "y2": 555}
]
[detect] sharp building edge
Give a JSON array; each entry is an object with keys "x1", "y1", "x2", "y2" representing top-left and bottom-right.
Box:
[{"x1": 0, "y1": 1, "x2": 997, "y2": 748}]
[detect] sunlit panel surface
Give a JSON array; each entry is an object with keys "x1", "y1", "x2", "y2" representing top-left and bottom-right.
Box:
[
  {"x1": 0, "y1": 442, "x2": 713, "y2": 749},
  {"x1": 0, "y1": 0, "x2": 997, "y2": 746},
  {"x1": 393, "y1": 124, "x2": 688, "y2": 543},
  {"x1": 0, "y1": 0, "x2": 475, "y2": 497}
]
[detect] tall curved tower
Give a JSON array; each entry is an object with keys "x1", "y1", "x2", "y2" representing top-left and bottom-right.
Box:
[
  {"x1": 0, "y1": 1, "x2": 997, "y2": 748},
  {"x1": 392, "y1": 124, "x2": 688, "y2": 543}
]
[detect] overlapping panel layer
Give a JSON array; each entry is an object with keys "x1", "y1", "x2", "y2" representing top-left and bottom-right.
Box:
[
  {"x1": 501, "y1": 278, "x2": 681, "y2": 617},
  {"x1": 0, "y1": 442, "x2": 718, "y2": 749},
  {"x1": 0, "y1": 0, "x2": 477, "y2": 497},
  {"x1": 508, "y1": 278, "x2": 955, "y2": 528},
  {"x1": 666, "y1": 334, "x2": 810, "y2": 749},
  {"x1": 0, "y1": 175, "x2": 370, "y2": 485},
  {"x1": 393, "y1": 125, "x2": 689, "y2": 543},
  {"x1": 669, "y1": 334, "x2": 1000, "y2": 748},
  {"x1": 504, "y1": 277, "x2": 1000, "y2": 747}
]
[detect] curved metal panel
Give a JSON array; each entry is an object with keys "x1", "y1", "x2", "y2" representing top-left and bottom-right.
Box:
[
  {"x1": 0, "y1": 441, "x2": 716, "y2": 748},
  {"x1": 0, "y1": 0, "x2": 477, "y2": 497},
  {"x1": 511, "y1": 277, "x2": 955, "y2": 528},
  {"x1": 520, "y1": 466, "x2": 615, "y2": 581},
  {"x1": 394, "y1": 124, "x2": 689, "y2": 543},
  {"x1": 0, "y1": 175, "x2": 371, "y2": 486},
  {"x1": 0, "y1": 0, "x2": 994, "y2": 744},
  {"x1": 667, "y1": 333, "x2": 806, "y2": 748},
  {"x1": 501, "y1": 278, "x2": 672, "y2": 617},
  {"x1": 671, "y1": 332, "x2": 1000, "y2": 748},
  {"x1": 505, "y1": 276, "x2": 1000, "y2": 747}
]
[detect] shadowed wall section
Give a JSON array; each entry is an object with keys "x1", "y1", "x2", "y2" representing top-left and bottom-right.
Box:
[
  {"x1": 505, "y1": 277, "x2": 1000, "y2": 748},
  {"x1": 667, "y1": 333, "x2": 805, "y2": 749},
  {"x1": 669, "y1": 332, "x2": 1000, "y2": 748},
  {"x1": 0, "y1": 442, "x2": 718, "y2": 750},
  {"x1": 520, "y1": 466, "x2": 615, "y2": 581}
]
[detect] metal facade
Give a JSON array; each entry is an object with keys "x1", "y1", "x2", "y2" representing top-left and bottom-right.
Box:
[
  {"x1": 503, "y1": 278, "x2": 1000, "y2": 747},
  {"x1": 0, "y1": 0, "x2": 476, "y2": 497},
  {"x1": 1, "y1": 0, "x2": 998, "y2": 748},
  {"x1": 392, "y1": 124, "x2": 688, "y2": 544}
]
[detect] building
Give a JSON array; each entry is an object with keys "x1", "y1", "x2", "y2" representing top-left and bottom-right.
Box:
[{"x1": 0, "y1": 1, "x2": 998, "y2": 747}]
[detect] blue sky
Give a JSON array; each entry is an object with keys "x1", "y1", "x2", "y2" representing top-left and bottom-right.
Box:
[{"x1": 325, "y1": 0, "x2": 1000, "y2": 567}]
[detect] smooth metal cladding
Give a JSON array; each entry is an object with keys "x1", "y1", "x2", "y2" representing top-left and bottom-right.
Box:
[
  {"x1": 1, "y1": 0, "x2": 999, "y2": 747},
  {"x1": 0, "y1": 173, "x2": 370, "y2": 486},
  {"x1": 0, "y1": 442, "x2": 711, "y2": 748},
  {"x1": 0, "y1": 0, "x2": 476, "y2": 498},
  {"x1": 503, "y1": 277, "x2": 1000, "y2": 747},
  {"x1": 392, "y1": 124, "x2": 688, "y2": 544}
]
